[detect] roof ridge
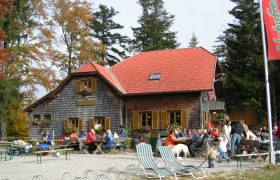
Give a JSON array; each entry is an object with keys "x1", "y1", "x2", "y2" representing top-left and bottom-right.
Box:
[{"x1": 107, "y1": 69, "x2": 126, "y2": 94}]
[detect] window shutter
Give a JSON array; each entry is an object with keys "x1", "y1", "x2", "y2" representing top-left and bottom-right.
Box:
[
  {"x1": 132, "y1": 112, "x2": 140, "y2": 130},
  {"x1": 160, "y1": 111, "x2": 168, "y2": 129},
  {"x1": 181, "y1": 110, "x2": 188, "y2": 129},
  {"x1": 105, "y1": 117, "x2": 110, "y2": 130},
  {"x1": 91, "y1": 79, "x2": 97, "y2": 92},
  {"x1": 63, "y1": 119, "x2": 69, "y2": 131},
  {"x1": 89, "y1": 119, "x2": 95, "y2": 129},
  {"x1": 208, "y1": 113, "x2": 212, "y2": 121},
  {"x1": 151, "y1": 111, "x2": 158, "y2": 130},
  {"x1": 78, "y1": 119, "x2": 83, "y2": 132},
  {"x1": 76, "y1": 80, "x2": 81, "y2": 93},
  {"x1": 204, "y1": 112, "x2": 208, "y2": 122}
]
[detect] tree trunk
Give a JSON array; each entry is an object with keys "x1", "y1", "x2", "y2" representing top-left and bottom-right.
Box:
[{"x1": 0, "y1": 114, "x2": 6, "y2": 141}]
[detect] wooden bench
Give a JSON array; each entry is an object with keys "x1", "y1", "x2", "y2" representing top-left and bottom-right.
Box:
[
  {"x1": 235, "y1": 151, "x2": 280, "y2": 169},
  {"x1": 33, "y1": 148, "x2": 73, "y2": 164},
  {"x1": 114, "y1": 137, "x2": 127, "y2": 151}
]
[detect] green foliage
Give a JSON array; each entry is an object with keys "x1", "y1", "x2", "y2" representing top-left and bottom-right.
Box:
[
  {"x1": 64, "y1": 127, "x2": 79, "y2": 135},
  {"x1": 91, "y1": 4, "x2": 130, "y2": 65},
  {"x1": 125, "y1": 123, "x2": 133, "y2": 138},
  {"x1": 131, "y1": 0, "x2": 179, "y2": 52},
  {"x1": 214, "y1": 0, "x2": 266, "y2": 115},
  {"x1": 0, "y1": 78, "x2": 23, "y2": 139}
]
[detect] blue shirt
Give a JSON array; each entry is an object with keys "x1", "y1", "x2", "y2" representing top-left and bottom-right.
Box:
[
  {"x1": 104, "y1": 133, "x2": 115, "y2": 147},
  {"x1": 120, "y1": 128, "x2": 127, "y2": 137},
  {"x1": 79, "y1": 133, "x2": 87, "y2": 138}
]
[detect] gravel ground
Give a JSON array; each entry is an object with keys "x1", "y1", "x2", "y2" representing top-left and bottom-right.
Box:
[{"x1": 0, "y1": 152, "x2": 269, "y2": 180}]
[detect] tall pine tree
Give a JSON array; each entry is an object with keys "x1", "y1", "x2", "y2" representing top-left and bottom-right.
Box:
[
  {"x1": 131, "y1": 0, "x2": 179, "y2": 52},
  {"x1": 215, "y1": 0, "x2": 267, "y2": 124},
  {"x1": 188, "y1": 33, "x2": 199, "y2": 47},
  {"x1": 91, "y1": 5, "x2": 130, "y2": 66}
]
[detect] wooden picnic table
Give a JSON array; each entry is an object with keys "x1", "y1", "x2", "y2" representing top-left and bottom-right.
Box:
[
  {"x1": 0, "y1": 142, "x2": 15, "y2": 161},
  {"x1": 92, "y1": 140, "x2": 106, "y2": 154}
]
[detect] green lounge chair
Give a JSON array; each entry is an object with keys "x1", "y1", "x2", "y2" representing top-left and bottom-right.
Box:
[
  {"x1": 159, "y1": 146, "x2": 207, "y2": 179},
  {"x1": 136, "y1": 143, "x2": 177, "y2": 180}
]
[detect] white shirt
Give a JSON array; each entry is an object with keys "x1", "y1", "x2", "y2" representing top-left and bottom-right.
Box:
[
  {"x1": 219, "y1": 141, "x2": 227, "y2": 152},
  {"x1": 222, "y1": 125, "x2": 231, "y2": 140}
]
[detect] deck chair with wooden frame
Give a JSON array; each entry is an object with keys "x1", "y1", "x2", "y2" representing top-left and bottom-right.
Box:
[
  {"x1": 136, "y1": 143, "x2": 177, "y2": 180},
  {"x1": 159, "y1": 146, "x2": 207, "y2": 179}
]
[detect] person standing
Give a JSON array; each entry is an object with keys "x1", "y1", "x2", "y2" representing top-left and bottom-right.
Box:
[
  {"x1": 205, "y1": 146, "x2": 216, "y2": 168},
  {"x1": 222, "y1": 120, "x2": 231, "y2": 151},
  {"x1": 230, "y1": 120, "x2": 246, "y2": 157},
  {"x1": 217, "y1": 137, "x2": 230, "y2": 163}
]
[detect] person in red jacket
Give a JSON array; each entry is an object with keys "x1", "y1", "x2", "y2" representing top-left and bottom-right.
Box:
[
  {"x1": 211, "y1": 128, "x2": 219, "y2": 141},
  {"x1": 165, "y1": 130, "x2": 184, "y2": 147},
  {"x1": 86, "y1": 129, "x2": 97, "y2": 154}
]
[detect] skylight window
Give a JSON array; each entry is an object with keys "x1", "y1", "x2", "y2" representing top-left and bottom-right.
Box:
[{"x1": 149, "y1": 73, "x2": 162, "y2": 80}]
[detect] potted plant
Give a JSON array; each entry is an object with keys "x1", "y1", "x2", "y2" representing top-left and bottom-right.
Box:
[
  {"x1": 80, "y1": 86, "x2": 92, "y2": 96},
  {"x1": 217, "y1": 113, "x2": 225, "y2": 121},
  {"x1": 94, "y1": 124, "x2": 103, "y2": 132}
]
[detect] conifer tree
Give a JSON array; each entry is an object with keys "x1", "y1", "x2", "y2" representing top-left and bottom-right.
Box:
[
  {"x1": 214, "y1": 0, "x2": 267, "y2": 122},
  {"x1": 131, "y1": 0, "x2": 179, "y2": 52},
  {"x1": 91, "y1": 5, "x2": 130, "y2": 66},
  {"x1": 188, "y1": 33, "x2": 199, "y2": 47}
]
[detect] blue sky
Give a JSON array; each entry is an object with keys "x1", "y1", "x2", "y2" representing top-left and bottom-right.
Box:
[{"x1": 94, "y1": 0, "x2": 236, "y2": 52}]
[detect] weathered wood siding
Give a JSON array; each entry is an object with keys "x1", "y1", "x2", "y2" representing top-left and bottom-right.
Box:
[
  {"x1": 28, "y1": 75, "x2": 124, "y2": 139},
  {"x1": 126, "y1": 92, "x2": 204, "y2": 129}
]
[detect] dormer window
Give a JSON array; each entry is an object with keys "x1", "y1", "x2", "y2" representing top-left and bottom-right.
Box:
[{"x1": 149, "y1": 73, "x2": 162, "y2": 80}]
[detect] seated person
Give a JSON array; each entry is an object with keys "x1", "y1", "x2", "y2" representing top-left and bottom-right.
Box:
[
  {"x1": 120, "y1": 125, "x2": 127, "y2": 137},
  {"x1": 188, "y1": 129, "x2": 202, "y2": 157},
  {"x1": 79, "y1": 131, "x2": 87, "y2": 139},
  {"x1": 41, "y1": 130, "x2": 52, "y2": 151},
  {"x1": 261, "y1": 126, "x2": 269, "y2": 140},
  {"x1": 102, "y1": 130, "x2": 115, "y2": 153},
  {"x1": 177, "y1": 128, "x2": 185, "y2": 138},
  {"x1": 165, "y1": 130, "x2": 185, "y2": 147},
  {"x1": 86, "y1": 129, "x2": 97, "y2": 154},
  {"x1": 196, "y1": 129, "x2": 209, "y2": 148},
  {"x1": 69, "y1": 130, "x2": 79, "y2": 150},
  {"x1": 70, "y1": 130, "x2": 78, "y2": 144}
]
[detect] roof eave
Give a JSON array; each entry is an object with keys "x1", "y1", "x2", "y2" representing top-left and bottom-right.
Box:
[{"x1": 122, "y1": 89, "x2": 213, "y2": 96}]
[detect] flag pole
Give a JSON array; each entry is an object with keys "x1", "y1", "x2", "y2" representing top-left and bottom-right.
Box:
[{"x1": 259, "y1": 0, "x2": 275, "y2": 164}]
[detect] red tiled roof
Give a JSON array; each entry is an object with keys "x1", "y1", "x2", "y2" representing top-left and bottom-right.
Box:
[
  {"x1": 75, "y1": 62, "x2": 120, "y2": 92},
  {"x1": 112, "y1": 47, "x2": 216, "y2": 95},
  {"x1": 74, "y1": 47, "x2": 216, "y2": 95}
]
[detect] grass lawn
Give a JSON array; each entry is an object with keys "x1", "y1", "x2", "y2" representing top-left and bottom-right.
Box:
[{"x1": 204, "y1": 164, "x2": 280, "y2": 180}]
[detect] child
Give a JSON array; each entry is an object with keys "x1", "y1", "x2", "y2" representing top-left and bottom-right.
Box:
[
  {"x1": 217, "y1": 137, "x2": 230, "y2": 163},
  {"x1": 205, "y1": 146, "x2": 216, "y2": 168}
]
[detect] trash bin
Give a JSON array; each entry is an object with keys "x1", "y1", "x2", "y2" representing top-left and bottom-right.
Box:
[{"x1": 149, "y1": 130, "x2": 161, "y2": 156}]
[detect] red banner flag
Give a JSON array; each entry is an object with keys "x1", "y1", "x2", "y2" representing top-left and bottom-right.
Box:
[{"x1": 262, "y1": 0, "x2": 280, "y2": 60}]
